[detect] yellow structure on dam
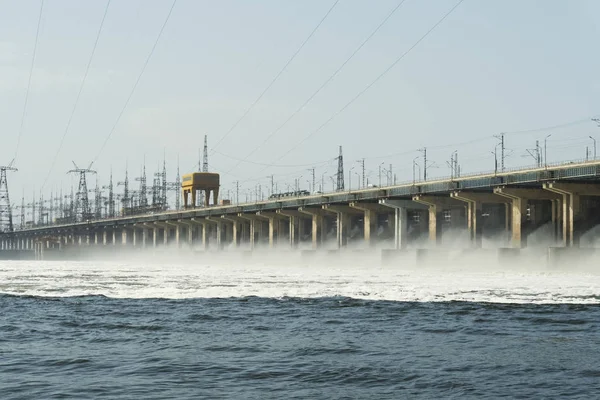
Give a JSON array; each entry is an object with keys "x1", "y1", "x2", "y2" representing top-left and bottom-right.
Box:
[{"x1": 182, "y1": 172, "x2": 220, "y2": 208}]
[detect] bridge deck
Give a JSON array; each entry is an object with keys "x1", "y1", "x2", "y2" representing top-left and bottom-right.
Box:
[{"x1": 4, "y1": 159, "x2": 600, "y2": 236}]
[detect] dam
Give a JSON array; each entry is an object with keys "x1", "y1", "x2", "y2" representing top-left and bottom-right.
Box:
[{"x1": 1, "y1": 158, "x2": 600, "y2": 265}]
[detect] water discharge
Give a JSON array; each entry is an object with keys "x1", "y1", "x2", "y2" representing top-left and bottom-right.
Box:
[{"x1": 1, "y1": 249, "x2": 598, "y2": 304}]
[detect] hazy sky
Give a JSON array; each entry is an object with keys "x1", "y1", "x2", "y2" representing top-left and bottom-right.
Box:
[{"x1": 2, "y1": 0, "x2": 600, "y2": 206}]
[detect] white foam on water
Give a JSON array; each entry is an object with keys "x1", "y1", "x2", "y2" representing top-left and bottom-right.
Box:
[{"x1": 0, "y1": 251, "x2": 599, "y2": 304}]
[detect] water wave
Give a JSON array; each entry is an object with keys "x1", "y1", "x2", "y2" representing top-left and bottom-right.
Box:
[{"x1": 0, "y1": 255, "x2": 598, "y2": 304}]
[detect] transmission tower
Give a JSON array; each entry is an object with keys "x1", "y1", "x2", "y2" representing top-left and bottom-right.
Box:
[
  {"x1": 0, "y1": 162, "x2": 18, "y2": 233},
  {"x1": 48, "y1": 190, "x2": 54, "y2": 224},
  {"x1": 152, "y1": 168, "x2": 161, "y2": 207},
  {"x1": 161, "y1": 157, "x2": 167, "y2": 208},
  {"x1": 203, "y1": 135, "x2": 208, "y2": 172},
  {"x1": 38, "y1": 192, "x2": 44, "y2": 225},
  {"x1": 68, "y1": 162, "x2": 96, "y2": 222},
  {"x1": 58, "y1": 187, "x2": 63, "y2": 220},
  {"x1": 20, "y1": 191, "x2": 25, "y2": 229},
  {"x1": 118, "y1": 164, "x2": 130, "y2": 214},
  {"x1": 103, "y1": 169, "x2": 115, "y2": 218},
  {"x1": 68, "y1": 185, "x2": 74, "y2": 221},
  {"x1": 94, "y1": 179, "x2": 102, "y2": 219},
  {"x1": 336, "y1": 146, "x2": 344, "y2": 191},
  {"x1": 136, "y1": 163, "x2": 148, "y2": 208},
  {"x1": 170, "y1": 159, "x2": 181, "y2": 210}
]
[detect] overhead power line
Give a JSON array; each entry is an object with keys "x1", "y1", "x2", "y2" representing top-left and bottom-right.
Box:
[
  {"x1": 211, "y1": 0, "x2": 340, "y2": 153},
  {"x1": 41, "y1": 0, "x2": 112, "y2": 190},
  {"x1": 263, "y1": 0, "x2": 465, "y2": 170},
  {"x1": 213, "y1": 150, "x2": 333, "y2": 168},
  {"x1": 13, "y1": 0, "x2": 44, "y2": 163},
  {"x1": 223, "y1": 0, "x2": 407, "y2": 175},
  {"x1": 92, "y1": 0, "x2": 177, "y2": 164},
  {"x1": 502, "y1": 115, "x2": 600, "y2": 135}
]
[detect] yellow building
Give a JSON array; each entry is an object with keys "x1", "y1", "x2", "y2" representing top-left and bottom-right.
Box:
[{"x1": 182, "y1": 172, "x2": 220, "y2": 208}]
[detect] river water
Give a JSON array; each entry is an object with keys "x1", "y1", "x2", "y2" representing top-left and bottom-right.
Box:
[{"x1": 1, "y1": 256, "x2": 599, "y2": 398}]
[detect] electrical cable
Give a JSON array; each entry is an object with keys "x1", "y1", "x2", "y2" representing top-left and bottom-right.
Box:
[
  {"x1": 222, "y1": 0, "x2": 407, "y2": 174},
  {"x1": 12, "y1": 0, "x2": 44, "y2": 163},
  {"x1": 92, "y1": 0, "x2": 177, "y2": 164},
  {"x1": 211, "y1": 0, "x2": 340, "y2": 153},
  {"x1": 502, "y1": 115, "x2": 600, "y2": 135},
  {"x1": 213, "y1": 150, "x2": 333, "y2": 168},
  {"x1": 41, "y1": 0, "x2": 111, "y2": 190},
  {"x1": 261, "y1": 0, "x2": 465, "y2": 172}
]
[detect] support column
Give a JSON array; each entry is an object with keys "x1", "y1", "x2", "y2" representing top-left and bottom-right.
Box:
[
  {"x1": 495, "y1": 187, "x2": 561, "y2": 248},
  {"x1": 412, "y1": 195, "x2": 464, "y2": 247},
  {"x1": 276, "y1": 210, "x2": 307, "y2": 248},
  {"x1": 322, "y1": 205, "x2": 362, "y2": 248},
  {"x1": 257, "y1": 212, "x2": 285, "y2": 248},
  {"x1": 450, "y1": 192, "x2": 508, "y2": 248},
  {"x1": 140, "y1": 226, "x2": 149, "y2": 249},
  {"x1": 166, "y1": 221, "x2": 182, "y2": 248},
  {"x1": 238, "y1": 214, "x2": 268, "y2": 250},
  {"x1": 350, "y1": 202, "x2": 389, "y2": 247},
  {"x1": 543, "y1": 183, "x2": 600, "y2": 247},
  {"x1": 298, "y1": 207, "x2": 328, "y2": 249},
  {"x1": 379, "y1": 199, "x2": 429, "y2": 249},
  {"x1": 191, "y1": 217, "x2": 217, "y2": 250},
  {"x1": 206, "y1": 217, "x2": 224, "y2": 249},
  {"x1": 222, "y1": 215, "x2": 244, "y2": 248}
]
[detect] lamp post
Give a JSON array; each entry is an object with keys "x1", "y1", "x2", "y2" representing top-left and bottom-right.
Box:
[
  {"x1": 544, "y1": 134, "x2": 551, "y2": 167},
  {"x1": 412, "y1": 157, "x2": 420, "y2": 184},
  {"x1": 378, "y1": 162, "x2": 385, "y2": 187},
  {"x1": 590, "y1": 136, "x2": 597, "y2": 160},
  {"x1": 348, "y1": 167, "x2": 355, "y2": 192},
  {"x1": 320, "y1": 171, "x2": 327, "y2": 192}
]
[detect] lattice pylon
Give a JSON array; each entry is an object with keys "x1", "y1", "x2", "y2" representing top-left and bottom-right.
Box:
[
  {"x1": 0, "y1": 164, "x2": 17, "y2": 233},
  {"x1": 68, "y1": 162, "x2": 96, "y2": 222}
]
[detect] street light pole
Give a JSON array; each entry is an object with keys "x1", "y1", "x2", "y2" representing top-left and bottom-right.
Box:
[
  {"x1": 590, "y1": 136, "x2": 597, "y2": 159},
  {"x1": 544, "y1": 134, "x2": 551, "y2": 167},
  {"x1": 378, "y1": 162, "x2": 384, "y2": 186},
  {"x1": 412, "y1": 156, "x2": 419, "y2": 184}
]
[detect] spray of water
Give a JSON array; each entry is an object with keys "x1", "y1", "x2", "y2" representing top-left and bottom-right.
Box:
[{"x1": 0, "y1": 235, "x2": 598, "y2": 303}]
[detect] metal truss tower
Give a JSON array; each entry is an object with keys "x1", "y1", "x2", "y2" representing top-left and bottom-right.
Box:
[
  {"x1": 118, "y1": 164, "x2": 130, "y2": 213},
  {"x1": 152, "y1": 171, "x2": 160, "y2": 206},
  {"x1": 161, "y1": 158, "x2": 167, "y2": 208},
  {"x1": 69, "y1": 186, "x2": 74, "y2": 221},
  {"x1": 31, "y1": 191, "x2": 36, "y2": 226},
  {"x1": 38, "y1": 192, "x2": 44, "y2": 225},
  {"x1": 0, "y1": 163, "x2": 17, "y2": 233},
  {"x1": 94, "y1": 179, "x2": 102, "y2": 219},
  {"x1": 20, "y1": 191, "x2": 25, "y2": 229},
  {"x1": 105, "y1": 169, "x2": 115, "y2": 218},
  {"x1": 137, "y1": 163, "x2": 148, "y2": 208},
  {"x1": 68, "y1": 162, "x2": 96, "y2": 222},
  {"x1": 203, "y1": 135, "x2": 209, "y2": 172},
  {"x1": 336, "y1": 146, "x2": 344, "y2": 191}
]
